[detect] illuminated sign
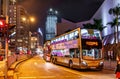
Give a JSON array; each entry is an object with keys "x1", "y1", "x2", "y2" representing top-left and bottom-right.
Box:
[
  {"x1": 86, "y1": 41, "x2": 98, "y2": 46},
  {"x1": 82, "y1": 39, "x2": 102, "y2": 49}
]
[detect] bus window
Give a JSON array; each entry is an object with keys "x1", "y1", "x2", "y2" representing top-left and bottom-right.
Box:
[
  {"x1": 76, "y1": 49, "x2": 80, "y2": 58},
  {"x1": 94, "y1": 49, "x2": 102, "y2": 59},
  {"x1": 82, "y1": 48, "x2": 102, "y2": 59},
  {"x1": 69, "y1": 48, "x2": 80, "y2": 58},
  {"x1": 70, "y1": 49, "x2": 74, "y2": 58}
]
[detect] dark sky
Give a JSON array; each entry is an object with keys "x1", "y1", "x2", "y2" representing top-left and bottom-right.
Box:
[{"x1": 18, "y1": 0, "x2": 104, "y2": 32}]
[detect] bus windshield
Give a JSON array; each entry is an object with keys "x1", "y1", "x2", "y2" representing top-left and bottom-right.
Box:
[{"x1": 82, "y1": 48, "x2": 102, "y2": 60}]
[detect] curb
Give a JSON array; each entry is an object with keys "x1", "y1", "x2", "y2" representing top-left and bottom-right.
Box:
[
  {"x1": 7, "y1": 56, "x2": 32, "y2": 78},
  {"x1": 9, "y1": 58, "x2": 28, "y2": 70}
]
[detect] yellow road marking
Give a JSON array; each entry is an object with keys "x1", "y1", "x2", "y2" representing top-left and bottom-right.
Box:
[{"x1": 19, "y1": 76, "x2": 56, "y2": 79}]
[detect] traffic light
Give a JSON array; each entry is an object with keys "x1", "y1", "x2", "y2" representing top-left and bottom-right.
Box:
[
  {"x1": 0, "y1": 17, "x2": 6, "y2": 37},
  {"x1": 0, "y1": 20, "x2": 5, "y2": 27},
  {"x1": 0, "y1": 17, "x2": 15, "y2": 37},
  {"x1": 0, "y1": 17, "x2": 6, "y2": 28}
]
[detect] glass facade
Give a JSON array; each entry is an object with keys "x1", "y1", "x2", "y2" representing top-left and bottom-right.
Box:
[{"x1": 45, "y1": 8, "x2": 57, "y2": 41}]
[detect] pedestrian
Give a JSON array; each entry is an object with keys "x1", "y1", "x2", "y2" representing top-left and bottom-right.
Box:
[{"x1": 116, "y1": 47, "x2": 120, "y2": 79}]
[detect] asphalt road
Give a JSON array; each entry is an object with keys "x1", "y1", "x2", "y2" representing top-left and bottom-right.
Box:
[{"x1": 14, "y1": 55, "x2": 116, "y2": 79}]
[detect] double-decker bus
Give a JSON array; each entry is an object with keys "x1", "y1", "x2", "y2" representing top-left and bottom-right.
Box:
[
  {"x1": 43, "y1": 41, "x2": 51, "y2": 62},
  {"x1": 50, "y1": 28, "x2": 104, "y2": 70}
]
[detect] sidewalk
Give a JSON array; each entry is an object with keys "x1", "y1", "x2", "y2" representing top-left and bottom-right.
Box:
[
  {"x1": 7, "y1": 54, "x2": 32, "y2": 79},
  {"x1": 103, "y1": 60, "x2": 117, "y2": 71}
]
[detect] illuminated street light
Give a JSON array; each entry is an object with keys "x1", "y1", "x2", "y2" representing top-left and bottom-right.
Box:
[
  {"x1": 30, "y1": 17, "x2": 35, "y2": 23},
  {"x1": 22, "y1": 17, "x2": 26, "y2": 22}
]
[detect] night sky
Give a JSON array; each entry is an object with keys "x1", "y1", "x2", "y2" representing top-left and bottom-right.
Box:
[{"x1": 18, "y1": 0, "x2": 104, "y2": 32}]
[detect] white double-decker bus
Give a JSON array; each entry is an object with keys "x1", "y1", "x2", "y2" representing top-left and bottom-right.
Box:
[{"x1": 50, "y1": 28, "x2": 104, "y2": 70}]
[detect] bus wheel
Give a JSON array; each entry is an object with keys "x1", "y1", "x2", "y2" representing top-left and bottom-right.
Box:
[{"x1": 69, "y1": 61, "x2": 73, "y2": 68}]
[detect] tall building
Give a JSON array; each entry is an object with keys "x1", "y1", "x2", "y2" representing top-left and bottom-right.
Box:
[
  {"x1": 9, "y1": 0, "x2": 17, "y2": 25},
  {"x1": 8, "y1": 0, "x2": 30, "y2": 53},
  {"x1": 45, "y1": 8, "x2": 58, "y2": 41},
  {"x1": 0, "y1": 0, "x2": 9, "y2": 17},
  {"x1": 16, "y1": 5, "x2": 29, "y2": 52},
  {"x1": 8, "y1": 0, "x2": 17, "y2": 50}
]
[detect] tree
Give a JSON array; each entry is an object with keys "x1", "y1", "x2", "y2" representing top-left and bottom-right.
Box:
[
  {"x1": 93, "y1": 19, "x2": 106, "y2": 32},
  {"x1": 107, "y1": 18, "x2": 120, "y2": 43},
  {"x1": 83, "y1": 23, "x2": 94, "y2": 29},
  {"x1": 83, "y1": 18, "x2": 106, "y2": 37},
  {"x1": 108, "y1": 4, "x2": 120, "y2": 43}
]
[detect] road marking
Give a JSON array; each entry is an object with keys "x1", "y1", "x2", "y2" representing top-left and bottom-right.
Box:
[
  {"x1": 19, "y1": 76, "x2": 56, "y2": 79},
  {"x1": 54, "y1": 65, "x2": 91, "y2": 79},
  {"x1": 18, "y1": 75, "x2": 82, "y2": 79}
]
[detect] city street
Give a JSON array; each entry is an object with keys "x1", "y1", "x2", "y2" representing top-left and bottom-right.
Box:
[{"x1": 13, "y1": 55, "x2": 116, "y2": 79}]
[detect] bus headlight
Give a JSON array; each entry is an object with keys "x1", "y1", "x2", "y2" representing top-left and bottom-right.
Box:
[
  {"x1": 82, "y1": 61, "x2": 87, "y2": 66},
  {"x1": 99, "y1": 61, "x2": 103, "y2": 66}
]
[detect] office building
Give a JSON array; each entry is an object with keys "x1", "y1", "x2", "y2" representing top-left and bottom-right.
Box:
[{"x1": 45, "y1": 8, "x2": 58, "y2": 41}]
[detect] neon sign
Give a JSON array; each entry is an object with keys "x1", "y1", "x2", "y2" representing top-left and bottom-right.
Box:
[{"x1": 86, "y1": 41, "x2": 98, "y2": 46}]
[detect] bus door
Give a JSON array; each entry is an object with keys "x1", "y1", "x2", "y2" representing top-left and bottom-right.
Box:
[
  {"x1": 52, "y1": 49, "x2": 64, "y2": 63},
  {"x1": 69, "y1": 48, "x2": 80, "y2": 66}
]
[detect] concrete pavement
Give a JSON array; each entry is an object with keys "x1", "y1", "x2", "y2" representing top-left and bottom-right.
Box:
[
  {"x1": 6, "y1": 56, "x2": 117, "y2": 79},
  {"x1": 8, "y1": 57, "x2": 117, "y2": 71},
  {"x1": 104, "y1": 60, "x2": 117, "y2": 71},
  {"x1": 7, "y1": 54, "x2": 32, "y2": 79}
]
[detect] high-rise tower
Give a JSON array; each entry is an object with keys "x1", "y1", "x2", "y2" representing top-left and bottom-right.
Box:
[{"x1": 45, "y1": 8, "x2": 58, "y2": 41}]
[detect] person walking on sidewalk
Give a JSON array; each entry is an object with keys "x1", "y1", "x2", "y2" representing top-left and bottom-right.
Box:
[{"x1": 116, "y1": 48, "x2": 120, "y2": 79}]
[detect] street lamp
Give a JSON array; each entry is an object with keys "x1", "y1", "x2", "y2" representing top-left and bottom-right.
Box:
[
  {"x1": 30, "y1": 17, "x2": 35, "y2": 23},
  {"x1": 22, "y1": 17, "x2": 26, "y2": 22}
]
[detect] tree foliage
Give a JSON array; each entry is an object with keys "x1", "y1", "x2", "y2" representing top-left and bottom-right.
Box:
[
  {"x1": 83, "y1": 18, "x2": 106, "y2": 32},
  {"x1": 108, "y1": 4, "x2": 120, "y2": 43}
]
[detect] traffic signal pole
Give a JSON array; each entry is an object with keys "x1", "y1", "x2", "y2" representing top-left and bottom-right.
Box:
[
  {"x1": 0, "y1": 17, "x2": 15, "y2": 79},
  {"x1": 4, "y1": 26, "x2": 8, "y2": 79},
  {"x1": 0, "y1": 17, "x2": 9, "y2": 79}
]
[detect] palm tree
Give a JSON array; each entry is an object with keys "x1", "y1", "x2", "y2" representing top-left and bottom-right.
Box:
[
  {"x1": 83, "y1": 18, "x2": 106, "y2": 36},
  {"x1": 107, "y1": 18, "x2": 120, "y2": 43},
  {"x1": 93, "y1": 18, "x2": 106, "y2": 32},
  {"x1": 83, "y1": 23, "x2": 94, "y2": 29},
  {"x1": 108, "y1": 4, "x2": 120, "y2": 43}
]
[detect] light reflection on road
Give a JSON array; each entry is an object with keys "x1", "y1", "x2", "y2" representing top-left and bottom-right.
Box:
[{"x1": 14, "y1": 55, "x2": 115, "y2": 79}]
